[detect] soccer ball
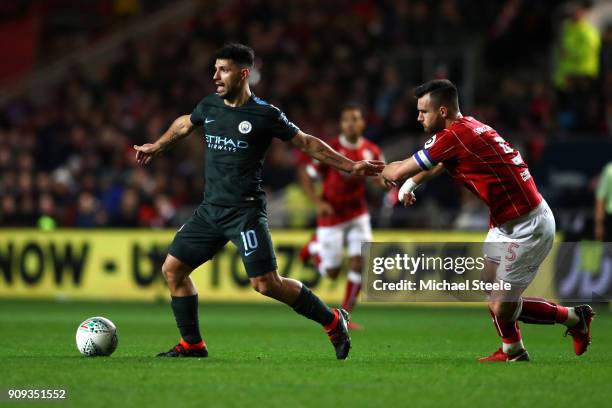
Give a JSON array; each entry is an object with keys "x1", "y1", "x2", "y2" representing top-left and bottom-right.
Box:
[{"x1": 76, "y1": 317, "x2": 118, "y2": 356}]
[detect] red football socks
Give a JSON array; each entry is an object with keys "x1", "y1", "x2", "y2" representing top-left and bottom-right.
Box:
[
  {"x1": 341, "y1": 271, "x2": 362, "y2": 312},
  {"x1": 489, "y1": 307, "x2": 522, "y2": 345},
  {"x1": 518, "y1": 297, "x2": 568, "y2": 325}
]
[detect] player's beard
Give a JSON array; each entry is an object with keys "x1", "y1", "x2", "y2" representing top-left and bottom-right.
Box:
[
  {"x1": 218, "y1": 80, "x2": 243, "y2": 101},
  {"x1": 218, "y1": 84, "x2": 233, "y2": 100},
  {"x1": 423, "y1": 117, "x2": 445, "y2": 135}
]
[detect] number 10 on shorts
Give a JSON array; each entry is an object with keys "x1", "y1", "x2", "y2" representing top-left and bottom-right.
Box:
[{"x1": 241, "y1": 229, "x2": 259, "y2": 255}]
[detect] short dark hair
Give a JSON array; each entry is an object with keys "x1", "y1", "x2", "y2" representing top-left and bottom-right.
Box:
[
  {"x1": 414, "y1": 79, "x2": 459, "y2": 112},
  {"x1": 215, "y1": 43, "x2": 255, "y2": 68},
  {"x1": 340, "y1": 101, "x2": 364, "y2": 115}
]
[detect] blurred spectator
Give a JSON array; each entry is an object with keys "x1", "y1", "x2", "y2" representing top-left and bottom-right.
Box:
[
  {"x1": 554, "y1": 0, "x2": 601, "y2": 131},
  {"x1": 111, "y1": 188, "x2": 141, "y2": 227},
  {"x1": 554, "y1": 1, "x2": 601, "y2": 89},
  {"x1": 75, "y1": 192, "x2": 106, "y2": 228},
  {"x1": 0, "y1": 195, "x2": 20, "y2": 226},
  {"x1": 37, "y1": 193, "x2": 58, "y2": 230},
  {"x1": 151, "y1": 194, "x2": 177, "y2": 228}
]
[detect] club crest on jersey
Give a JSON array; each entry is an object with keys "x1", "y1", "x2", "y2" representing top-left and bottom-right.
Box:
[
  {"x1": 238, "y1": 121, "x2": 252, "y2": 134},
  {"x1": 424, "y1": 135, "x2": 437, "y2": 149}
]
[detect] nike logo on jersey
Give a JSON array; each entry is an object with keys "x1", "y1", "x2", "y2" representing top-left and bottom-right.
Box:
[
  {"x1": 244, "y1": 249, "x2": 257, "y2": 256},
  {"x1": 205, "y1": 118, "x2": 215, "y2": 124}
]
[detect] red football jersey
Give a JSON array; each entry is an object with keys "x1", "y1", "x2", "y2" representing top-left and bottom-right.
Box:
[
  {"x1": 413, "y1": 116, "x2": 542, "y2": 226},
  {"x1": 301, "y1": 135, "x2": 383, "y2": 226}
]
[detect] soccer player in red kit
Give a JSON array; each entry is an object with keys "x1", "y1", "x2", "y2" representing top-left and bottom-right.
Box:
[
  {"x1": 382, "y1": 79, "x2": 594, "y2": 362},
  {"x1": 298, "y1": 103, "x2": 387, "y2": 329}
]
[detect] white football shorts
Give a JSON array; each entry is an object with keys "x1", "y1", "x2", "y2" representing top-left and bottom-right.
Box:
[
  {"x1": 316, "y1": 213, "x2": 372, "y2": 272},
  {"x1": 483, "y1": 199, "x2": 555, "y2": 287}
]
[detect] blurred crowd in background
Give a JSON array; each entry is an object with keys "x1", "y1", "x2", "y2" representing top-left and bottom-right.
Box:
[{"x1": 1, "y1": 0, "x2": 611, "y2": 235}]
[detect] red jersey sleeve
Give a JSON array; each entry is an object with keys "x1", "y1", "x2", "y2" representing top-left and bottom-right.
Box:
[{"x1": 413, "y1": 130, "x2": 457, "y2": 170}]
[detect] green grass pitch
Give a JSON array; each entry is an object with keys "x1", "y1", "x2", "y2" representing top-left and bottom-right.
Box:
[{"x1": 0, "y1": 300, "x2": 610, "y2": 407}]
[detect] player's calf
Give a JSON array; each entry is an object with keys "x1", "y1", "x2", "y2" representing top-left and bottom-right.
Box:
[
  {"x1": 158, "y1": 255, "x2": 206, "y2": 357},
  {"x1": 250, "y1": 271, "x2": 302, "y2": 305},
  {"x1": 250, "y1": 271, "x2": 351, "y2": 359},
  {"x1": 486, "y1": 305, "x2": 526, "y2": 358}
]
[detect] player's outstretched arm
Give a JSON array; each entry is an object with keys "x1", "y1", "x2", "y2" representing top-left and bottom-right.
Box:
[
  {"x1": 291, "y1": 131, "x2": 384, "y2": 176},
  {"x1": 412, "y1": 163, "x2": 445, "y2": 185},
  {"x1": 133, "y1": 115, "x2": 196, "y2": 165},
  {"x1": 382, "y1": 157, "x2": 423, "y2": 184}
]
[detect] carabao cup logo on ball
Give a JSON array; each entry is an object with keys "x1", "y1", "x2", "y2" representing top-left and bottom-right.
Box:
[
  {"x1": 76, "y1": 316, "x2": 118, "y2": 357},
  {"x1": 238, "y1": 120, "x2": 252, "y2": 134}
]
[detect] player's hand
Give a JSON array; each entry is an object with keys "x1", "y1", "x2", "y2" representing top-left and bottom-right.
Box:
[
  {"x1": 133, "y1": 143, "x2": 162, "y2": 165},
  {"x1": 316, "y1": 200, "x2": 335, "y2": 218},
  {"x1": 350, "y1": 160, "x2": 385, "y2": 177},
  {"x1": 401, "y1": 192, "x2": 417, "y2": 207},
  {"x1": 382, "y1": 177, "x2": 397, "y2": 189}
]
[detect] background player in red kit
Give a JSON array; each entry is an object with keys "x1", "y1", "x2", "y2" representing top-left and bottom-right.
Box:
[
  {"x1": 298, "y1": 103, "x2": 389, "y2": 329},
  {"x1": 382, "y1": 80, "x2": 595, "y2": 362}
]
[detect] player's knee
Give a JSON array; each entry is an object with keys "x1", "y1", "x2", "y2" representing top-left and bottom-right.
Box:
[
  {"x1": 251, "y1": 280, "x2": 270, "y2": 296},
  {"x1": 489, "y1": 301, "x2": 515, "y2": 320},
  {"x1": 489, "y1": 302, "x2": 502, "y2": 317},
  {"x1": 161, "y1": 262, "x2": 185, "y2": 288},
  {"x1": 161, "y1": 262, "x2": 173, "y2": 283},
  {"x1": 251, "y1": 273, "x2": 281, "y2": 297},
  {"x1": 326, "y1": 267, "x2": 341, "y2": 280}
]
